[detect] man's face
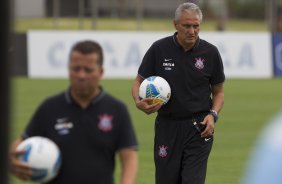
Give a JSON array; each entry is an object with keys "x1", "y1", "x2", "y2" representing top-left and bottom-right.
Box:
[
  {"x1": 69, "y1": 51, "x2": 103, "y2": 99},
  {"x1": 174, "y1": 10, "x2": 201, "y2": 49}
]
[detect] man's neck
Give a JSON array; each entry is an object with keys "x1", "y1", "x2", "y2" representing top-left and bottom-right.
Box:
[
  {"x1": 71, "y1": 88, "x2": 100, "y2": 109},
  {"x1": 176, "y1": 35, "x2": 197, "y2": 52}
]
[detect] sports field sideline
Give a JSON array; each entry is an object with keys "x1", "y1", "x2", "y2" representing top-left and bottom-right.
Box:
[{"x1": 10, "y1": 77, "x2": 282, "y2": 184}]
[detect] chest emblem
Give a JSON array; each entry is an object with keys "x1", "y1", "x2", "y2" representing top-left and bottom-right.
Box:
[
  {"x1": 163, "y1": 59, "x2": 175, "y2": 71},
  {"x1": 54, "y1": 117, "x2": 73, "y2": 135},
  {"x1": 98, "y1": 114, "x2": 113, "y2": 132},
  {"x1": 194, "y1": 57, "x2": 205, "y2": 70}
]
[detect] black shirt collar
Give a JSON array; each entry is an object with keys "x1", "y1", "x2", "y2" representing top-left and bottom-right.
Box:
[
  {"x1": 172, "y1": 32, "x2": 200, "y2": 52},
  {"x1": 65, "y1": 86, "x2": 105, "y2": 106}
]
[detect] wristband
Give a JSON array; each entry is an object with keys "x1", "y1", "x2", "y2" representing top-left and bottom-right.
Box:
[{"x1": 209, "y1": 110, "x2": 218, "y2": 122}]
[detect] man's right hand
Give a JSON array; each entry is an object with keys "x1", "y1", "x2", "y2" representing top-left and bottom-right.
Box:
[{"x1": 10, "y1": 139, "x2": 33, "y2": 181}]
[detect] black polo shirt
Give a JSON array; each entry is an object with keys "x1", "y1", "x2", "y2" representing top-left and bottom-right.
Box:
[
  {"x1": 22, "y1": 88, "x2": 138, "y2": 184},
  {"x1": 138, "y1": 32, "x2": 225, "y2": 118}
]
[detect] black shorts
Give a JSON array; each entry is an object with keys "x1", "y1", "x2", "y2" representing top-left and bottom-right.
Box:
[{"x1": 154, "y1": 113, "x2": 213, "y2": 184}]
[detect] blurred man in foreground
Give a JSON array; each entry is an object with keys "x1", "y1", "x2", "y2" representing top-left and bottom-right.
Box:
[
  {"x1": 242, "y1": 111, "x2": 282, "y2": 184},
  {"x1": 10, "y1": 40, "x2": 138, "y2": 184}
]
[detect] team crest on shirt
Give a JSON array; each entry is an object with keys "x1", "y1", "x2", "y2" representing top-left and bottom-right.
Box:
[
  {"x1": 194, "y1": 57, "x2": 205, "y2": 70},
  {"x1": 158, "y1": 145, "x2": 168, "y2": 158},
  {"x1": 98, "y1": 114, "x2": 113, "y2": 132}
]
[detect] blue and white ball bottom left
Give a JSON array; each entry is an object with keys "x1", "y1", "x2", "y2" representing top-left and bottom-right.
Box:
[{"x1": 16, "y1": 136, "x2": 62, "y2": 183}]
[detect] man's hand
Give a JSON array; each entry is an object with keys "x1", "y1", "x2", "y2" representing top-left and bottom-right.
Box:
[
  {"x1": 200, "y1": 114, "x2": 215, "y2": 137},
  {"x1": 135, "y1": 98, "x2": 162, "y2": 114},
  {"x1": 10, "y1": 139, "x2": 33, "y2": 181}
]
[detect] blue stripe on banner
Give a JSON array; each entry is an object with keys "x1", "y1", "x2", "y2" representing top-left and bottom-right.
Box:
[{"x1": 272, "y1": 34, "x2": 282, "y2": 76}]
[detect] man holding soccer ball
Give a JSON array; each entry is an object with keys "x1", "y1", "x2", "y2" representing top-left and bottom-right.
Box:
[
  {"x1": 132, "y1": 2, "x2": 225, "y2": 184},
  {"x1": 10, "y1": 40, "x2": 138, "y2": 184}
]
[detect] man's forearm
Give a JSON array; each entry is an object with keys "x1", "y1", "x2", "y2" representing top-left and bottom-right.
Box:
[{"x1": 120, "y1": 150, "x2": 138, "y2": 184}]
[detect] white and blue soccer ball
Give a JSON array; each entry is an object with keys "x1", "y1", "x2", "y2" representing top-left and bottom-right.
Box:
[
  {"x1": 16, "y1": 136, "x2": 62, "y2": 183},
  {"x1": 139, "y1": 76, "x2": 171, "y2": 105}
]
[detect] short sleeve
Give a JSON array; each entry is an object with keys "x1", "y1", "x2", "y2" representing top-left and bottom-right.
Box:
[
  {"x1": 138, "y1": 43, "x2": 157, "y2": 79},
  {"x1": 210, "y1": 48, "x2": 225, "y2": 85},
  {"x1": 22, "y1": 101, "x2": 48, "y2": 139},
  {"x1": 116, "y1": 104, "x2": 138, "y2": 150}
]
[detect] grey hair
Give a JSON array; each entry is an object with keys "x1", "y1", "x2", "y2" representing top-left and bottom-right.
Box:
[{"x1": 174, "y1": 2, "x2": 203, "y2": 22}]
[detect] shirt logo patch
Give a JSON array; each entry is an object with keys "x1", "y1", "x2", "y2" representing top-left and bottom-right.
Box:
[
  {"x1": 98, "y1": 114, "x2": 113, "y2": 132},
  {"x1": 158, "y1": 145, "x2": 168, "y2": 158},
  {"x1": 163, "y1": 60, "x2": 175, "y2": 71},
  {"x1": 164, "y1": 58, "x2": 172, "y2": 62},
  {"x1": 55, "y1": 117, "x2": 73, "y2": 135},
  {"x1": 194, "y1": 57, "x2": 205, "y2": 70}
]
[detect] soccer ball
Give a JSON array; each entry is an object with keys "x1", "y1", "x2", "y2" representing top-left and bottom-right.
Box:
[
  {"x1": 16, "y1": 136, "x2": 62, "y2": 183},
  {"x1": 139, "y1": 76, "x2": 171, "y2": 105}
]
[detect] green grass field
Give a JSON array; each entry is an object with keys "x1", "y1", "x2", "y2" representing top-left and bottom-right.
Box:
[
  {"x1": 14, "y1": 18, "x2": 267, "y2": 32},
  {"x1": 9, "y1": 77, "x2": 282, "y2": 184}
]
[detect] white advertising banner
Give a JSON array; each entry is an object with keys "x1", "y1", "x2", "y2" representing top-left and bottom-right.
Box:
[
  {"x1": 27, "y1": 31, "x2": 272, "y2": 79},
  {"x1": 200, "y1": 32, "x2": 272, "y2": 78}
]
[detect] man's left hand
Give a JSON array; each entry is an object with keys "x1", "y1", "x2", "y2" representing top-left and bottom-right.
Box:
[{"x1": 200, "y1": 114, "x2": 215, "y2": 137}]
